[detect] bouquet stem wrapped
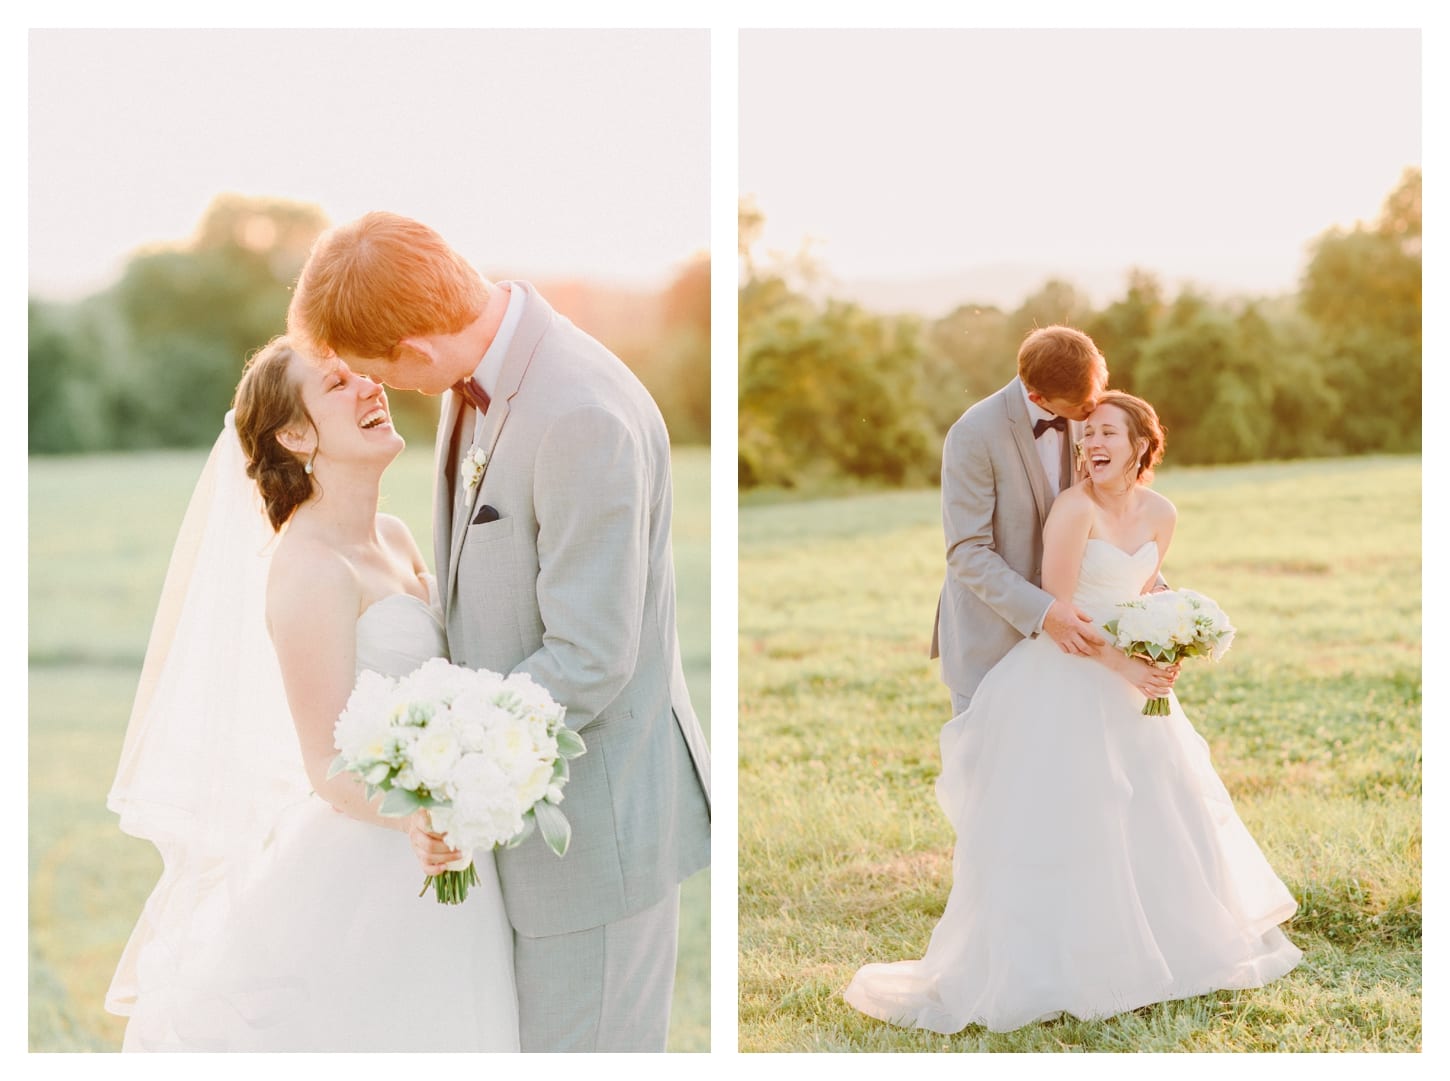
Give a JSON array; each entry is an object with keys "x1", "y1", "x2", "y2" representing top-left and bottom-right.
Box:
[
  {"x1": 1103, "y1": 589, "x2": 1236, "y2": 716},
  {"x1": 330, "y1": 658, "x2": 587, "y2": 904}
]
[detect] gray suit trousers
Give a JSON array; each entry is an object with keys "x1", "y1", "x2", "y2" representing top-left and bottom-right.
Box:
[{"x1": 515, "y1": 886, "x2": 680, "y2": 1052}]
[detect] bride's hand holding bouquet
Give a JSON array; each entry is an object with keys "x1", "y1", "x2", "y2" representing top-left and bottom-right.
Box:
[{"x1": 1104, "y1": 589, "x2": 1236, "y2": 715}]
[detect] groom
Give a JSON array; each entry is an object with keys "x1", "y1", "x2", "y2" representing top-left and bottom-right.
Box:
[
  {"x1": 931, "y1": 325, "x2": 1111, "y2": 714},
  {"x1": 288, "y1": 212, "x2": 711, "y2": 1052}
]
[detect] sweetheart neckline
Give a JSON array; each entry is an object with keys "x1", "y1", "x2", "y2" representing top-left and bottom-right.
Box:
[
  {"x1": 1086, "y1": 537, "x2": 1158, "y2": 559},
  {"x1": 359, "y1": 591, "x2": 431, "y2": 616},
  {"x1": 357, "y1": 575, "x2": 439, "y2": 623}
]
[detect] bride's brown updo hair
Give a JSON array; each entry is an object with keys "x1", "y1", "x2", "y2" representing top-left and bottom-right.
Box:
[
  {"x1": 233, "y1": 337, "x2": 317, "y2": 530},
  {"x1": 1092, "y1": 391, "x2": 1167, "y2": 483}
]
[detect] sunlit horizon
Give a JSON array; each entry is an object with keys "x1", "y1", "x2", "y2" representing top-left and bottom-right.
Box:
[
  {"x1": 29, "y1": 29, "x2": 709, "y2": 301},
  {"x1": 741, "y1": 29, "x2": 1420, "y2": 310}
]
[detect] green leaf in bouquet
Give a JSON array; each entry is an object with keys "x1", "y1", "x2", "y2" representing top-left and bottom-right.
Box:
[
  {"x1": 504, "y1": 815, "x2": 537, "y2": 849},
  {"x1": 556, "y1": 728, "x2": 587, "y2": 759},
  {"x1": 326, "y1": 753, "x2": 350, "y2": 779},
  {"x1": 534, "y1": 801, "x2": 572, "y2": 857},
  {"x1": 379, "y1": 787, "x2": 429, "y2": 816},
  {"x1": 1103, "y1": 619, "x2": 1120, "y2": 637}
]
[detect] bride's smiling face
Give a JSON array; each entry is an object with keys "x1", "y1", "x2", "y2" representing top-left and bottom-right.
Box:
[
  {"x1": 1082, "y1": 403, "x2": 1146, "y2": 486},
  {"x1": 288, "y1": 356, "x2": 406, "y2": 468}
]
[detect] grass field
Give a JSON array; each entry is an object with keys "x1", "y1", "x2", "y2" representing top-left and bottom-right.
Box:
[
  {"x1": 739, "y1": 455, "x2": 1421, "y2": 1052},
  {"x1": 28, "y1": 444, "x2": 711, "y2": 1052}
]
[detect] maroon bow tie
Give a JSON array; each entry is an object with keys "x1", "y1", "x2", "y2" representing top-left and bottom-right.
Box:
[
  {"x1": 1033, "y1": 416, "x2": 1067, "y2": 439},
  {"x1": 452, "y1": 377, "x2": 491, "y2": 415}
]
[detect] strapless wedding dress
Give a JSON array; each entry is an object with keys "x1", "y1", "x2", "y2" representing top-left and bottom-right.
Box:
[
  {"x1": 121, "y1": 582, "x2": 519, "y2": 1051},
  {"x1": 845, "y1": 539, "x2": 1301, "y2": 1034}
]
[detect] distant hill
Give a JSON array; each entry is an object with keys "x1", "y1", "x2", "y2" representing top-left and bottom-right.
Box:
[{"x1": 818, "y1": 263, "x2": 1279, "y2": 317}]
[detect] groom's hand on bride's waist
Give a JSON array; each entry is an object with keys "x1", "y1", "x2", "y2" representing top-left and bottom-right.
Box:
[{"x1": 1042, "y1": 600, "x2": 1106, "y2": 656}]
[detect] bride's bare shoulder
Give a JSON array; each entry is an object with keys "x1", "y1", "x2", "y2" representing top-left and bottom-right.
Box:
[
  {"x1": 1048, "y1": 482, "x2": 1094, "y2": 519},
  {"x1": 375, "y1": 512, "x2": 417, "y2": 549},
  {"x1": 1042, "y1": 484, "x2": 1095, "y2": 546},
  {"x1": 267, "y1": 529, "x2": 359, "y2": 619},
  {"x1": 1142, "y1": 486, "x2": 1177, "y2": 533},
  {"x1": 1139, "y1": 486, "x2": 1178, "y2": 525},
  {"x1": 376, "y1": 513, "x2": 427, "y2": 573}
]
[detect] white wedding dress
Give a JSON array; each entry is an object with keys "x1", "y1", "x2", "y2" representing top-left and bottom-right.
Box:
[
  {"x1": 114, "y1": 581, "x2": 520, "y2": 1051},
  {"x1": 845, "y1": 539, "x2": 1302, "y2": 1034}
]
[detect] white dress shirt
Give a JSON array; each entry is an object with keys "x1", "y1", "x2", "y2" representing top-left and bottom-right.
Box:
[
  {"x1": 1020, "y1": 381, "x2": 1064, "y2": 636},
  {"x1": 1020, "y1": 380, "x2": 1065, "y2": 495},
  {"x1": 462, "y1": 281, "x2": 526, "y2": 450}
]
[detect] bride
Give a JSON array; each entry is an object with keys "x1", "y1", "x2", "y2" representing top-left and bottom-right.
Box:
[
  {"x1": 845, "y1": 391, "x2": 1302, "y2": 1035},
  {"x1": 105, "y1": 338, "x2": 519, "y2": 1051}
]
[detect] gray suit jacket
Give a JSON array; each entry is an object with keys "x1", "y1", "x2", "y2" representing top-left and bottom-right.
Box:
[
  {"x1": 930, "y1": 378, "x2": 1081, "y2": 700},
  {"x1": 433, "y1": 283, "x2": 711, "y2": 939}
]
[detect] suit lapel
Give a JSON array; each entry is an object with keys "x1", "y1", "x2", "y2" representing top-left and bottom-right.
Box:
[
  {"x1": 1003, "y1": 378, "x2": 1052, "y2": 524},
  {"x1": 447, "y1": 399, "x2": 505, "y2": 593},
  {"x1": 444, "y1": 283, "x2": 555, "y2": 597}
]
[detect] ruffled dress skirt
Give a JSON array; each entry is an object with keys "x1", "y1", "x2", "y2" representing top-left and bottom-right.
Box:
[{"x1": 845, "y1": 631, "x2": 1301, "y2": 1034}]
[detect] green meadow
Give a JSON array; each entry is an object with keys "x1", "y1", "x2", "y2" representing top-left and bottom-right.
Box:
[
  {"x1": 29, "y1": 445, "x2": 711, "y2": 1052},
  {"x1": 739, "y1": 455, "x2": 1420, "y2": 1052}
]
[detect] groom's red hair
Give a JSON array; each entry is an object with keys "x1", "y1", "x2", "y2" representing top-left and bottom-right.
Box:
[
  {"x1": 1017, "y1": 325, "x2": 1107, "y2": 402},
  {"x1": 288, "y1": 212, "x2": 488, "y2": 360}
]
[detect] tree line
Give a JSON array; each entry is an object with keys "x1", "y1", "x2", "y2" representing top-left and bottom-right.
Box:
[
  {"x1": 739, "y1": 168, "x2": 1421, "y2": 489},
  {"x1": 29, "y1": 195, "x2": 710, "y2": 454}
]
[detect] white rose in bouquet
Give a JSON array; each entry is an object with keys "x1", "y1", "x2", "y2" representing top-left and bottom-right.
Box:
[
  {"x1": 439, "y1": 753, "x2": 526, "y2": 848},
  {"x1": 1177, "y1": 590, "x2": 1237, "y2": 660},
  {"x1": 333, "y1": 670, "x2": 398, "y2": 764},
  {"x1": 411, "y1": 727, "x2": 464, "y2": 791},
  {"x1": 504, "y1": 671, "x2": 568, "y2": 721}
]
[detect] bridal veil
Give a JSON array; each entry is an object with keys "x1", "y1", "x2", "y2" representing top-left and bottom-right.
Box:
[{"x1": 105, "y1": 412, "x2": 311, "y2": 1017}]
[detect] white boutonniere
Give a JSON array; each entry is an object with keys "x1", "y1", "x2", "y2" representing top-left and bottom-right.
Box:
[{"x1": 463, "y1": 445, "x2": 489, "y2": 494}]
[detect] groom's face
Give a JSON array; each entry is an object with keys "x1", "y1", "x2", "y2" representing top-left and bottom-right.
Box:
[
  {"x1": 1031, "y1": 362, "x2": 1107, "y2": 422},
  {"x1": 341, "y1": 344, "x2": 453, "y2": 397}
]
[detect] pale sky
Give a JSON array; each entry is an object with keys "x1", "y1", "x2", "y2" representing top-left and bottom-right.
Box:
[
  {"x1": 28, "y1": 29, "x2": 709, "y2": 299},
  {"x1": 740, "y1": 28, "x2": 1421, "y2": 301}
]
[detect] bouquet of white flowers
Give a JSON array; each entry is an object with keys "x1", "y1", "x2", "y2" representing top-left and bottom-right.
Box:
[
  {"x1": 1103, "y1": 589, "x2": 1237, "y2": 716},
  {"x1": 330, "y1": 658, "x2": 586, "y2": 904}
]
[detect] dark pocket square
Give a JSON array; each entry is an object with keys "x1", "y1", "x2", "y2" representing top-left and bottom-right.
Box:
[{"x1": 472, "y1": 504, "x2": 501, "y2": 525}]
